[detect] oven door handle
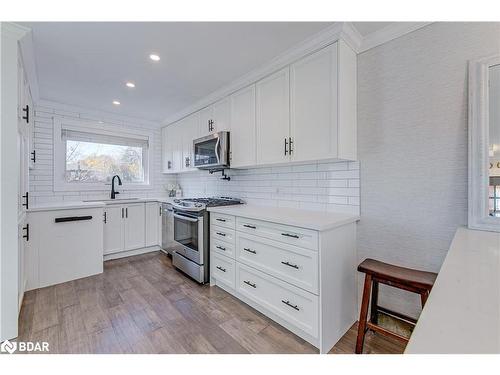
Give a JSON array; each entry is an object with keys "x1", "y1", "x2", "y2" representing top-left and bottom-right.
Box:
[
  {"x1": 215, "y1": 136, "x2": 221, "y2": 165},
  {"x1": 173, "y1": 213, "x2": 199, "y2": 223}
]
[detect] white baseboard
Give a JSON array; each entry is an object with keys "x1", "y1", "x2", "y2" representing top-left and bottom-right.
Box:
[{"x1": 103, "y1": 245, "x2": 161, "y2": 261}]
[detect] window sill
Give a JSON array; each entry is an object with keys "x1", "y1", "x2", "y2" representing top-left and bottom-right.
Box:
[{"x1": 53, "y1": 182, "x2": 153, "y2": 192}]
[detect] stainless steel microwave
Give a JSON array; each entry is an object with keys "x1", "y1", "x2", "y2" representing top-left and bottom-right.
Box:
[{"x1": 193, "y1": 131, "x2": 230, "y2": 169}]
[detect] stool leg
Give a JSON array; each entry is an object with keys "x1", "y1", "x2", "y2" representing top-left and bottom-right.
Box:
[
  {"x1": 420, "y1": 290, "x2": 429, "y2": 307},
  {"x1": 370, "y1": 281, "x2": 379, "y2": 324},
  {"x1": 355, "y1": 274, "x2": 372, "y2": 354}
]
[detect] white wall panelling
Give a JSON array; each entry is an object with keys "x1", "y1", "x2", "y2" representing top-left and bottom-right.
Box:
[
  {"x1": 357, "y1": 22, "x2": 500, "y2": 318},
  {"x1": 176, "y1": 161, "x2": 360, "y2": 215},
  {"x1": 30, "y1": 101, "x2": 176, "y2": 205}
]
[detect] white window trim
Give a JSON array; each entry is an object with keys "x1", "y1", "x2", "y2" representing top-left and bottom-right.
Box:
[{"x1": 53, "y1": 117, "x2": 153, "y2": 192}]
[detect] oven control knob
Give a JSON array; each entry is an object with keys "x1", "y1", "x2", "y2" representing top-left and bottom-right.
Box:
[
  {"x1": 174, "y1": 199, "x2": 180, "y2": 203},
  {"x1": 195, "y1": 203, "x2": 203, "y2": 207}
]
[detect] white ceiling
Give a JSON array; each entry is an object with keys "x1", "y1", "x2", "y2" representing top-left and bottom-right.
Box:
[{"x1": 22, "y1": 22, "x2": 393, "y2": 123}]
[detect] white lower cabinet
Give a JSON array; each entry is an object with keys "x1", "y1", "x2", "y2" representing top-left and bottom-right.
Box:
[
  {"x1": 209, "y1": 211, "x2": 357, "y2": 354},
  {"x1": 26, "y1": 207, "x2": 104, "y2": 290},
  {"x1": 104, "y1": 202, "x2": 159, "y2": 256}
]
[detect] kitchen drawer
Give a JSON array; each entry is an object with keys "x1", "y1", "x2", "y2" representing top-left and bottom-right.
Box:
[
  {"x1": 236, "y1": 217, "x2": 318, "y2": 250},
  {"x1": 236, "y1": 262, "x2": 318, "y2": 337},
  {"x1": 211, "y1": 252, "x2": 236, "y2": 289},
  {"x1": 236, "y1": 232, "x2": 318, "y2": 294},
  {"x1": 210, "y1": 212, "x2": 235, "y2": 229},
  {"x1": 211, "y1": 237, "x2": 235, "y2": 259},
  {"x1": 210, "y1": 225, "x2": 235, "y2": 244}
]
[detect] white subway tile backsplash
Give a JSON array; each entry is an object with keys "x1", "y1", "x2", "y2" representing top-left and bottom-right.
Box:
[{"x1": 176, "y1": 160, "x2": 360, "y2": 215}]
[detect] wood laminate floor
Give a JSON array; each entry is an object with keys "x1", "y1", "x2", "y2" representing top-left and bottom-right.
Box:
[{"x1": 17, "y1": 252, "x2": 405, "y2": 354}]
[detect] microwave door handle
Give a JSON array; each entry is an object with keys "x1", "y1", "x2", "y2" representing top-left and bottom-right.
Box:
[
  {"x1": 173, "y1": 213, "x2": 199, "y2": 223},
  {"x1": 215, "y1": 136, "x2": 221, "y2": 165}
]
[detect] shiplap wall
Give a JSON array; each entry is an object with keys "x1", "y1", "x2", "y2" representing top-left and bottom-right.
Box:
[
  {"x1": 357, "y1": 22, "x2": 500, "y2": 317},
  {"x1": 30, "y1": 103, "x2": 175, "y2": 205},
  {"x1": 176, "y1": 161, "x2": 360, "y2": 215}
]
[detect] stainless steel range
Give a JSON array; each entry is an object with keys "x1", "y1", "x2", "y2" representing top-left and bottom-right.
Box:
[{"x1": 171, "y1": 197, "x2": 243, "y2": 283}]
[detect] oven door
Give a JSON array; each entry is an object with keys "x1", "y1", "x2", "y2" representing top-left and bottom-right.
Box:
[
  {"x1": 173, "y1": 211, "x2": 204, "y2": 264},
  {"x1": 193, "y1": 132, "x2": 229, "y2": 169}
]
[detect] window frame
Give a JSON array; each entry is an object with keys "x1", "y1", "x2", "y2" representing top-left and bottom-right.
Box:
[{"x1": 53, "y1": 118, "x2": 152, "y2": 192}]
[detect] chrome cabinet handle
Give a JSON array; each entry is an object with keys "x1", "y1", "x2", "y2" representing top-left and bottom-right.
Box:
[
  {"x1": 281, "y1": 233, "x2": 299, "y2": 239},
  {"x1": 243, "y1": 224, "x2": 256, "y2": 229},
  {"x1": 244, "y1": 280, "x2": 256, "y2": 288},
  {"x1": 281, "y1": 300, "x2": 299, "y2": 311},
  {"x1": 216, "y1": 218, "x2": 226, "y2": 222},
  {"x1": 281, "y1": 261, "x2": 299, "y2": 269},
  {"x1": 216, "y1": 232, "x2": 226, "y2": 237},
  {"x1": 243, "y1": 247, "x2": 256, "y2": 254},
  {"x1": 126, "y1": 207, "x2": 128, "y2": 218},
  {"x1": 22, "y1": 224, "x2": 29, "y2": 242},
  {"x1": 216, "y1": 245, "x2": 226, "y2": 251},
  {"x1": 216, "y1": 266, "x2": 226, "y2": 273}
]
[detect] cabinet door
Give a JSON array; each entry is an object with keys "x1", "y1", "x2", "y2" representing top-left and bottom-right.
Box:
[
  {"x1": 162, "y1": 126, "x2": 172, "y2": 173},
  {"x1": 103, "y1": 205, "x2": 124, "y2": 255},
  {"x1": 171, "y1": 122, "x2": 183, "y2": 173},
  {"x1": 256, "y1": 68, "x2": 290, "y2": 165},
  {"x1": 230, "y1": 85, "x2": 256, "y2": 168},
  {"x1": 198, "y1": 105, "x2": 214, "y2": 136},
  {"x1": 124, "y1": 203, "x2": 145, "y2": 250},
  {"x1": 182, "y1": 113, "x2": 198, "y2": 171},
  {"x1": 213, "y1": 97, "x2": 231, "y2": 132},
  {"x1": 145, "y1": 202, "x2": 160, "y2": 247},
  {"x1": 290, "y1": 44, "x2": 338, "y2": 162}
]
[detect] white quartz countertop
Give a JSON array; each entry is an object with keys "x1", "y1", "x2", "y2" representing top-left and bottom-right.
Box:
[
  {"x1": 28, "y1": 197, "x2": 174, "y2": 212},
  {"x1": 207, "y1": 204, "x2": 359, "y2": 231},
  {"x1": 405, "y1": 227, "x2": 500, "y2": 354}
]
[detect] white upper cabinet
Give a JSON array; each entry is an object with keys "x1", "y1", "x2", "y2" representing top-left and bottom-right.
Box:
[
  {"x1": 161, "y1": 39, "x2": 357, "y2": 174},
  {"x1": 161, "y1": 126, "x2": 172, "y2": 173},
  {"x1": 256, "y1": 68, "x2": 290, "y2": 165},
  {"x1": 230, "y1": 85, "x2": 256, "y2": 168},
  {"x1": 198, "y1": 97, "x2": 231, "y2": 137},
  {"x1": 290, "y1": 41, "x2": 356, "y2": 162}
]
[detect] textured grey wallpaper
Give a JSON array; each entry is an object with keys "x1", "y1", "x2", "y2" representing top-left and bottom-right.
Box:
[{"x1": 357, "y1": 22, "x2": 500, "y2": 317}]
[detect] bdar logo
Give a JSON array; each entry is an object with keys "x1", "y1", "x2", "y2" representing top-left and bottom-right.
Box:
[{"x1": 1, "y1": 339, "x2": 17, "y2": 354}]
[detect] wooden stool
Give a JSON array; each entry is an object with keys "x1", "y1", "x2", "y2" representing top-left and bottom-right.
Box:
[{"x1": 355, "y1": 258, "x2": 437, "y2": 354}]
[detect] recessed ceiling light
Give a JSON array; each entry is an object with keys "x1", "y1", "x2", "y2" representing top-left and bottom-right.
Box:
[
  {"x1": 126, "y1": 82, "x2": 135, "y2": 88},
  {"x1": 112, "y1": 100, "x2": 121, "y2": 106},
  {"x1": 149, "y1": 54, "x2": 160, "y2": 62}
]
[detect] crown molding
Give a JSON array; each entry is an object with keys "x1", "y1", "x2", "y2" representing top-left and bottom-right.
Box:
[
  {"x1": 0, "y1": 22, "x2": 29, "y2": 39},
  {"x1": 358, "y1": 22, "x2": 432, "y2": 53},
  {"x1": 162, "y1": 22, "x2": 354, "y2": 126},
  {"x1": 18, "y1": 28, "x2": 40, "y2": 103}
]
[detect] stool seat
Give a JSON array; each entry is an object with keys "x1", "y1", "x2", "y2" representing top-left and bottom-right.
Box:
[
  {"x1": 355, "y1": 258, "x2": 438, "y2": 354},
  {"x1": 358, "y1": 258, "x2": 437, "y2": 291}
]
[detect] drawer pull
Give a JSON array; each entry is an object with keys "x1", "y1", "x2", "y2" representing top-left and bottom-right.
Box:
[
  {"x1": 216, "y1": 232, "x2": 226, "y2": 237},
  {"x1": 281, "y1": 261, "x2": 299, "y2": 269},
  {"x1": 216, "y1": 266, "x2": 227, "y2": 273},
  {"x1": 243, "y1": 247, "x2": 257, "y2": 254},
  {"x1": 216, "y1": 245, "x2": 226, "y2": 251},
  {"x1": 281, "y1": 233, "x2": 299, "y2": 239},
  {"x1": 243, "y1": 224, "x2": 256, "y2": 229},
  {"x1": 216, "y1": 218, "x2": 227, "y2": 222},
  {"x1": 54, "y1": 215, "x2": 93, "y2": 223},
  {"x1": 244, "y1": 280, "x2": 256, "y2": 288},
  {"x1": 281, "y1": 300, "x2": 300, "y2": 311}
]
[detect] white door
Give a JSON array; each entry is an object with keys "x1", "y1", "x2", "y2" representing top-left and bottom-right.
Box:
[
  {"x1": 198, "y1": 105, "x2": 214, "y2": 136},
  {"x1": 290, "y1": 44, "x2": 338, "y2": 162},
  {"x1": 124, "y1": 203, "x2": 145, "y2": 250},
  {"x1": 256, "y1": 67, "x2": 290, "y2": 165},
  {"x1": 230, "y1": 85, "x2": 256, "y2": 168},
  {"x1": 103, "y1": 205, "x2": 124, "y2": 255},
  {"x1": 145, "y1": 202, "x2": 160, "y2": 247},
  {"x1": 213, "y1": 97, "x2": 231, "y2": 132}
]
